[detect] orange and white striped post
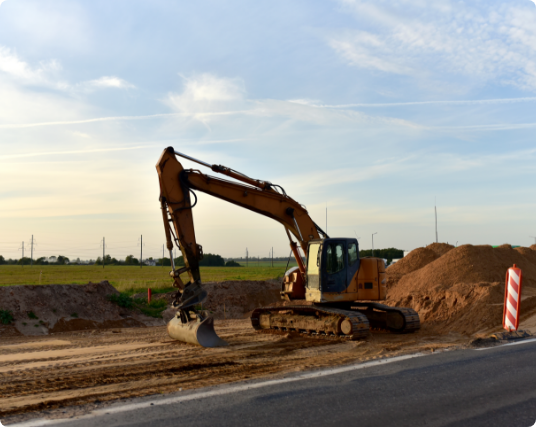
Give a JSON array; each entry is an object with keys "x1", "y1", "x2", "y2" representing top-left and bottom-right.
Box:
[{"x1": 503, "y1": 264, "x2": 523, "y2": 331}]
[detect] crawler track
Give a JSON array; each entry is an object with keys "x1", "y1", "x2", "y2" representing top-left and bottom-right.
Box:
[
  {"x1": 349, "y1": 303, "x2": 421, "y2": 334},
  {"x1": 250, "y1": 305, "x2": 370, "y2": 340}
]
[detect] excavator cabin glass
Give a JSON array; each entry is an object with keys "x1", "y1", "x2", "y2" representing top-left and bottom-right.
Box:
[{"x1": 306, "y1": 238, "x2": 361, "y2": 295}]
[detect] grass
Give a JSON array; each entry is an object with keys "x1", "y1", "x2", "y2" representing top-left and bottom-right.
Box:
[
  {"x1": 107, "y1": 292, "x2": 169, "y2": 318},
  {"x1": 0, "y1": 264, "x2": 291, "y2": 295},
  {"x1": 0, "y1": 309, "x2": 13, "y2": 325}
]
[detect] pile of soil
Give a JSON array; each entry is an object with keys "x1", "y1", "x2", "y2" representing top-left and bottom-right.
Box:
[
  {"x1": 161, "y1": 280, "x2": 281, "y2": 321},
  {"x1": 385, "y1": 243, "x2": 453, "y2": 288},
  {"x1": 386, "y1": 244, "x2": 536, "y2": 335},
  {"x1": 0, "y1": 281, "x2": 161, "y2": 336}
]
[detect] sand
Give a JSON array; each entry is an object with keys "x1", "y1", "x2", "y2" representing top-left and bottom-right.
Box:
[{"x1": 386, "y1": 244, "x2": 536, "y2": 335}]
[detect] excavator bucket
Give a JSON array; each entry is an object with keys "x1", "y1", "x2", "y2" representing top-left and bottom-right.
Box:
[{"x1": 167, "y1": 314, "x2": 228, "y2": 347}]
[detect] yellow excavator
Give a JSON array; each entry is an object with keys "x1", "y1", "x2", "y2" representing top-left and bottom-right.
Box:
[{"x1": 156, "y1": 147, "x2": 420, "y2": 347}]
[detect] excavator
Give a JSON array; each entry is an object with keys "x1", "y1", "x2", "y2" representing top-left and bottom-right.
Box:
[{"x1": 156, "y1": 147, "x2": 420, "y2": 347}]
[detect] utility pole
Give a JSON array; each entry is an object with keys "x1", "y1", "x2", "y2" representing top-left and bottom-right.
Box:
[
  {"x1": 372, "y1": 232, "x2": 378, "y2": 257},
  {"x1": 30, "y1": 235, "x2": 34, "y2": 267},
  {"x1": 530, "y1": 236, "x2": 536, "y2": 245},
  {"x1": 102, "y1": 237, "x2": 105, "y2": 269},
  {"x1": 140, "y1": 235, "x2": 143, "y2": 268},
  {"x1": 246, "y1": 248, "x2": 248, "y2": 267},
  {"x1": 19, "y1": 241, "x2": 24, "y2": 267},
  {"x1": 271, "y1": 247, "x2": 273, "y2": 267},
  {"x1": 435, "y1": 199, "x2": 438, "y2": 243},
  {"x1": 162, "y1": 244, "x2": 164, "y2": 267}
]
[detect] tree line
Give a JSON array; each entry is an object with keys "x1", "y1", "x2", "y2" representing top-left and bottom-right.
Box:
[
  {"x1": 0, "y1": 248, "x2": 404, "y2": 267},
  {"x1": 359, "y1": 248, "x2": 404, "y2": 263}
]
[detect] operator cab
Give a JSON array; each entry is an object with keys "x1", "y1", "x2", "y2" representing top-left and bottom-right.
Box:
[{"x1": 306, "y1": 238, "x2": 360, "y2": 294}]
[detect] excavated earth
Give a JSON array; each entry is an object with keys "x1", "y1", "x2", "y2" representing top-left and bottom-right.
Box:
[{"x1": 2, "y1": 244, "x2": 536, "y2": 424}]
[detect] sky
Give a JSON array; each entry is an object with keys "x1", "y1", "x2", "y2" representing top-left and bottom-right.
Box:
[{"x1": 1, "y1": 0, "x2": 536, "y2": 262}]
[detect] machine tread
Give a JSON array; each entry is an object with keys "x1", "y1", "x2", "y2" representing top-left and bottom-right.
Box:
[
  {"x1": 350, "y1": 302, "x2": 420, "y2": 333},
  {"x1": 250, "y1": 305, "x2": 370, "y2": 340}
]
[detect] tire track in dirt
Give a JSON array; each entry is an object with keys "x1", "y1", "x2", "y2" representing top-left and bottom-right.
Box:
[{"x1": 0, "y1": 320, "x2": 469, "y2": 419}]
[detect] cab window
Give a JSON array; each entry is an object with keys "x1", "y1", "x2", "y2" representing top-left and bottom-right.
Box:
[
  {"x1": 326, "y1": 242, "x2": 345, "y2": 274},
  {"x1": 348, "y1": 243, "x2": 358, "y2": 265}
]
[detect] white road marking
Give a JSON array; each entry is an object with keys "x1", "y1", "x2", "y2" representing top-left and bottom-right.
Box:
[
  {"x1": 8, "y1": 337, "x2": 536, "y2": 426},
  {"x1": 474, "y1": 337, "x2": 536, "y2": 351},
  {"x1": 8, "y1": 352, "x2": 428, "y2": 427}
]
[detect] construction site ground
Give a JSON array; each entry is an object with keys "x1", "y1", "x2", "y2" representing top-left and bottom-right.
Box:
[{"x1": 2, "y1": 243, "x2": 536, "y2": 424}]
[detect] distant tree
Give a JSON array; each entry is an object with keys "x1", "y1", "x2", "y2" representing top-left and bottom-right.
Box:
[
  {"x1": 17, "y1": 257, "x2": 32, "y2": 265},
  {"x1": 201, "y1": 253, "x2": 225, "y2": 266},
  {"x1": 0, "y1": 255, "x2": 5, "y2": 265},
  {"x1": 157, "y1": 257, "x2": 171, "y2": 266},
  {"x1": 48, "y1": 256, "x2": 57, "y2": 263},
  {"x1": 56, "y1": 255, "x2": 70, "y2": 265},
  {"x1": 173, "y1": 253, "x2": 225, "y2": 267},
  {"x1": 125, "y1": 255, "x2": 139, "y2": 265},
  {"x1": 34, "y1": 257, "x2": 49, "y2": 265},
  {"x1": 359, "y1": 248, "x2": 403, "y2": 263},
  {"x1": 225, "y1": 260, "x2": 242, "y2": 267}
]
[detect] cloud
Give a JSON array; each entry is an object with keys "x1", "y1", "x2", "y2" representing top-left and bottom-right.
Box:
[
  {"x1": 82, "y1": 76, "x2": 136, "y2": 90},
  {"x1": 0, "y1": 145, "x2": 154, "y2": 160},
  {"x1": 330, "y1": 0, "x2": 536, "y2": 90},
  {"x1": 0, "y1": 45, "x2": 135, "y2": 94},
  {"x1": 0, "y1": 0, "x2": 8, "y2": 6},
  {"x1": 0, "y1": 46, "x2": 66, "y2": 88},
  {"x1": 165, "y1": 73, "x2": 421, "y2": 130},
  {"x1": 309, "y1": 97, "x2": 536, "y2": 108}
]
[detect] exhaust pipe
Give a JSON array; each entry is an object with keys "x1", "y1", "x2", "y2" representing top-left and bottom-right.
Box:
[{"x1": 167, "y1": 312, "x2": 228, "y2": 347}]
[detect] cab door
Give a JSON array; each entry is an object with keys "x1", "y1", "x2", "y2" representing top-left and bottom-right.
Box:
[
  {"x1": 306, "y1": 242, "x2": 322, "y2": 290},
  {"x1": 321, "y1": 240, "x2": 347, "y2": 293}
]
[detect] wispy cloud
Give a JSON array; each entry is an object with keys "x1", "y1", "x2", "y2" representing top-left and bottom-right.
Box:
[
  {"x1": 0, "y1": 145, "x2": 154, "y2": 160},
  {"x1": 0, "y1": 46, "x2": 67, "y2": 89},
  {"x1": 330, "y1": 0, "x2": 536, "y2": 90},
  {"x1": 0, "y1": 45, "x2": 135, "y2": 92},
  {"x1": 84, "y1": 76, "x2": 135, "y2": 89},
  {"x1": 165, "y1": 73, "x2": 422, "y2": 129},
  {"x1": 0, "y1": 113, "x2": 182, "y2": 129},
  {"x1": 300, "y1": 97, "x2": 536, "y2": 108}
]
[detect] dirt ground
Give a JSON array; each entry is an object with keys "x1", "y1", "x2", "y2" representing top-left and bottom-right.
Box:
[
  {"x1": 0, "y1": 320, "x2": 470, "y2": 424},
  {"x1": 2, "y1": 243, "x2": 536, "y2": 424}
]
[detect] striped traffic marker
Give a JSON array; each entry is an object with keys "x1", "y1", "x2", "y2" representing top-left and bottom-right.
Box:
[{"x1": 503, "y1": 264, "x2": 523, "y2": 331}]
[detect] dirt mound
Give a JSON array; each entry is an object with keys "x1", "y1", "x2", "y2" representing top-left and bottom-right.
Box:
[
  {"x1": 387, "y1": 248, "x2": 439, "y2": 275},
  {"x1": 387, "y1": 248, "x2": 438, "y2": 276},
  {"x1": 162, "y1": 280, "x2": 281, "y2": 321},
  {"x1": 386, "y1": 247, "x2": 439, "y2": 288},
  {"x1": 387, "y1": 244, "x2": 536, "y2": 334},
  {"x1": 0, "y1": 281, "x2": 161, "y2": 336},
  {"x1": 426, "y1": 242, "x2": 455, "y2": 257},
  {"x1": 530, "y1": 244, "x2": 536, "y2": 251}
]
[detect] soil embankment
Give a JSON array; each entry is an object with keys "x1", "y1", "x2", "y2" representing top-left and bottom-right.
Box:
[
  {"x1": 0, "y1": 281, "x2": 161, "y2": 337},
  {"x1": 386, "y1": 243, "x2": 536, "y2": 335}
]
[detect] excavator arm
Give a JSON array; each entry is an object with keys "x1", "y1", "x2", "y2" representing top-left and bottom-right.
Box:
[{"x1": 156, "y1": 146, "x2": 327, "y2": 309}]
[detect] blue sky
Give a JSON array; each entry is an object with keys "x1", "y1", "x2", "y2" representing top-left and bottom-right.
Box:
[{"x1": 1, "y1": 0, "x2": 536, "y2": 261}]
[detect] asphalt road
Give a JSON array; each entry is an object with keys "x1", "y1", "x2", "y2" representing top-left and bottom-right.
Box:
[{"x1": 19, "y1": 339, "x2": 536, "y2": 427}]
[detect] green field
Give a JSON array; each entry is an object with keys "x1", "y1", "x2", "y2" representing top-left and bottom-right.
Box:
[{"x1": 0, "y1": 264, "x2": 293, "y2": 295}]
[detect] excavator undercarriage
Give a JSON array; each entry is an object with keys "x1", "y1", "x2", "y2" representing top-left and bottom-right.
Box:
[{"x1": 251, "y1": 303, "x2": 420, "y2": 340}]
